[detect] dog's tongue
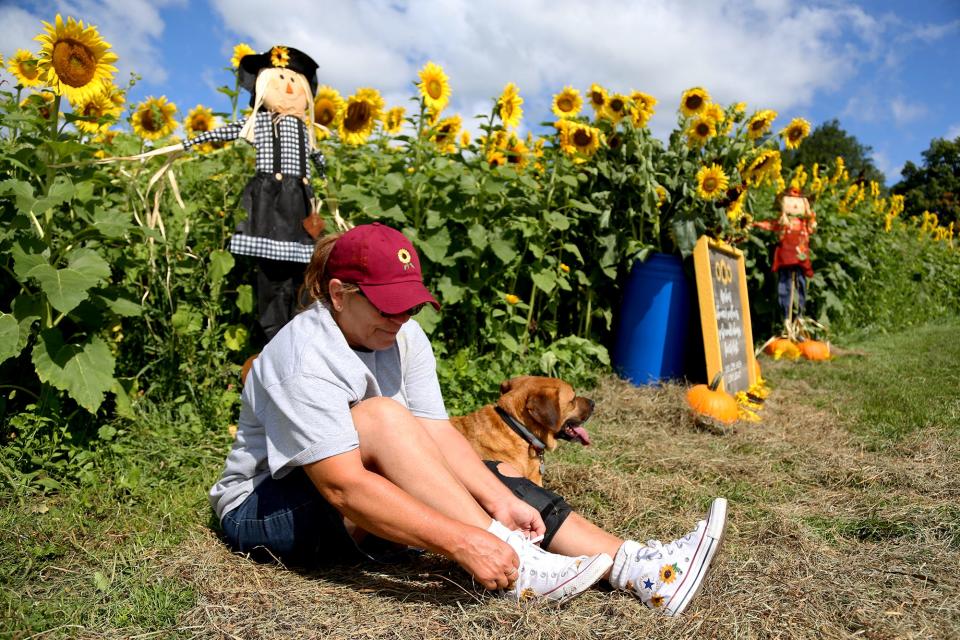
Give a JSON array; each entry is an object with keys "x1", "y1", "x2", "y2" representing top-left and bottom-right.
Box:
[{"x1": 570, "y1": 425, "x2": 591, "y2": 445}]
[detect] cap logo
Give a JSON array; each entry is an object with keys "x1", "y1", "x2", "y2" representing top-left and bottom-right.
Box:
[
  {"x1": 397, "y1": 248, "x2": 414, "y2": 271},
  {"x1": 271, "y1": 46, "x2": 290, "y2": 68}
]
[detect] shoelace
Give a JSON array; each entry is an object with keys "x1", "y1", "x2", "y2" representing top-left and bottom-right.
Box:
[{"x1": 641, "y1": 521, "x2": 704, "y2": 559}]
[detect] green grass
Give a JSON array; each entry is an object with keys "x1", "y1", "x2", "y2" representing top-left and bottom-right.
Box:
[{"x1": 772, "y1": 318, "x2": 960, "y2": 445}]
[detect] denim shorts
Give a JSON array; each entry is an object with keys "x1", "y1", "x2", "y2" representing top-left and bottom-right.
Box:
[
  {"x1": 220, "y1": 467, "x2": 384, "y2": 567},
  {"x1": 220, "y1": 461, "x2": 573, "y2": 566}
]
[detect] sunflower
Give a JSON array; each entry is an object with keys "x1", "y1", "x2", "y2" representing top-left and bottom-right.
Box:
[
  {"x1": 184, "y1": 104, "x2": 215, "y2": 135},
  {"x1": 702, "y1": 102, "x2": 725, "y2": 125},
  {"x1": 100, "y1": 81, "x2": 125, "y2": 111},
  {"x1": 649, "y1": 595, "x2": 664, "y2": 608},
  {"x1": 551, "y1": 86, "x2": 582, "y2": 119},
  {"x1": 696, "y1": 163, "x2": 729, "y2": 200},
  {"x1": 20, "y1": 91, "x2": 56, "y2": 119},
  {"x1": 727, "y1": 187, "x2": 747, "y2": 222},
  {"x1": 91, "y1": 129, "x2": 117, "y2": 158},
  {"x1": 131, "y1": 96, "x2": 177, "y2": 140},
  {"x1": 505, "y1": 134, "x2": 529, "y2": 169},
  {"x1": 431, "y1": 114, "x2": 462, "y2": 154},
  {"x1": 505, "y1": 294, "x2": 520, "y2": 305},
  {"x1": 35, "y1": 14, "x2": 118, "y2": 104},
  {"x1": 588, "y1": 83, "x2": 607, "y2": 115},
  {"x1": 630, "y1": 91, "x2": 657, "y2": 127},
  {"x1": 679, "y1": 86, "x2": 710, "y2": 117},
  {"x1": 746, "y1": 109, "x2": 777, "y2": 140},
  {"x1": 417, "y1": 61, "x2": 451, "y2": 113},
  {"x1": 339, "y1": 88, "x2": 383, "y2": 146},
  {"x1": 686, "y1": 117, "x2": 716, "y2": 147},
  {"x1": 782, "y1": 117, "x2": 811, "y2": 150},
  {"x1": 655, "y1": 185, "x2": 667, "y2": 208},
  {"x1": 270, "y1": 46, "x2": 289, "y2": 68},
  {"x1": 72, "y1": 90, "x2": 120, "y2": 133},
  {"x1": 231, "y1": 43, "x2": 255, "y2": 69},
  {"x1": 659, "y1": 563, "x2": 680, "y2": 584},
  {"x1": 742, "y1": 149, "x2": 782, "y2": 187},
  {"x1": 560, "y1": 122, "x2": 601, "y2": 158},
  {"x1": 602, "y1": 93, "x2": 629, "y2": 123},
  {"x1": 498, "y1": 82, "x2": 523, "y2": 129},
  {"x1": 313, "y1": 85, "x2": 344, "y2": 132},
  {"x1": 460, "y1": 130, "x2": 471, "y2": 148},
  {"x1": 8, "y1": 49, "x2": 43, "y2": 87},
  {"x1": 383, "y1": 106, "x2": 405, "y2": 135}
]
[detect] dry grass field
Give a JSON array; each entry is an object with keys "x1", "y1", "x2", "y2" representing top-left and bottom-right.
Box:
[{"x1": 4, "y1": 321, "x2": 959, "y2": 639}]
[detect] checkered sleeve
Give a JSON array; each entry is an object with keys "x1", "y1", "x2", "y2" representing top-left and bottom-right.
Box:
[
  {"x1": 183, "y1": 119, "x2": 245, "y2": 150},
  {"x1": 309, "y1": 149, "x2": 326, "y2": 180}
]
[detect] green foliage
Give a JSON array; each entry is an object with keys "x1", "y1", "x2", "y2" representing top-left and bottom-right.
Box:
[
  {"x1": 3, "y1": 72, "x2": 960, "y2": 495},
  {"x1": 893, "y1": 136, "x2": 960, "y2": 225}
]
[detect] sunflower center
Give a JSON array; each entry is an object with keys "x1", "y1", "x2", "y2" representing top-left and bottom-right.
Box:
[
  {"x1": 696, "y1": 122, "x2": 710, "y2": 136},
  {"x1": 558, "y1": 96, "x2": 573, "y2": 112},
  {"x1": 140, "y1": 106, "x2": 163, "y2": 132},
  {"x1": 591, "y1": 91, "x2": 603, "y2": 106},
  {"x1": 344, "y1": 100, "x2": 371, "y2": 132},
  {"x1": 685, "y1": 94, "x2": 703, "y2": 112},
  {"x1": 19, "y1": 59, "x2": 40, "y2": 80},
  {"x1": 789, "y1": 128, "x2": 803, "y2": 141},
  {"x1": 316, "y1": 104, "x2": 335, "y2": 126},
  {"x1": 573, "y1": 129, "x2": 591, "y2": 147},
  {"x1": 52, "y1": 39, "x2": 97, "y2": 87},
  {"x1": 427, "y1": 79, "x2": 443, "y2": 100},
  {"x1": 610, "y1": 98, "x2": 624, "y2": 113},
  {"x1": 703, "y1": 177, "x2": 718, "y2": 192},
  {"x1": 751, "y1": 119, "x2": 765, "y2": 132}
]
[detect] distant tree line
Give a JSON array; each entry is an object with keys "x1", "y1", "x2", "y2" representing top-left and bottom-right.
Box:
[{"x1": 783, "y1": 118, "x2": 959, "y2": 226}]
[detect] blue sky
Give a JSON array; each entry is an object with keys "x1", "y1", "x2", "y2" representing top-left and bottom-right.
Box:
[{"x1": 3, "y1": 0, "x2": 959, "y2": 185}]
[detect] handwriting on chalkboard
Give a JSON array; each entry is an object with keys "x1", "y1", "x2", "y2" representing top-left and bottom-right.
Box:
[{"x1": 693, "y1": 236, "x2": 757, "y2": 395}]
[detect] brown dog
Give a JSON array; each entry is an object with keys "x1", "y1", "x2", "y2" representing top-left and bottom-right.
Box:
[{"x1": 450, "y1": 376, "x2": 594, "y2": 486}]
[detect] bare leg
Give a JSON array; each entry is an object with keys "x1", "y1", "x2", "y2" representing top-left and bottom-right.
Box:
[{"x1": 351, "y1": 397, "x2": 491, "y2": 530}]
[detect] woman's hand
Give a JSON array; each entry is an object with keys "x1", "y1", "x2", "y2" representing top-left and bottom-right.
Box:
[
  {"x1": 490, "y1": 498, "x2": 546, "y2": 540},
  {"x1": 451, "y1": 529, "x2": 520, "y2": 591}
]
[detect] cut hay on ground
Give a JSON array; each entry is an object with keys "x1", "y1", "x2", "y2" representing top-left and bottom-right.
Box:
[{"x1": 157, "y1": 366, "x2": 959, "y2": 639}]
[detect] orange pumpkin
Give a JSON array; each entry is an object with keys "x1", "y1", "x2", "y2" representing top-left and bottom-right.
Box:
[
  {"x1": 798, "y1": 339, "x2": 830, "y2": 361},
  {"x1": 763, "y1": 337, "x2": 800, "y2": 360},
  {"x1": 686, "y1": 372, "x2": 739, "y2": 424}
]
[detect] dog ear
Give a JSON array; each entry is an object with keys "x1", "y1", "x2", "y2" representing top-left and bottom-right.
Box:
[
  {"x1": 500, "y1": 376, "x2": 529, "y2": 395},
  {"x1": 526, "y1": 387, "x2": 560, "y2": 429}
]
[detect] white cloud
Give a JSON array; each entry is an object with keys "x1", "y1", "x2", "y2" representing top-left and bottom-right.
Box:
[
  {"x1": 208, "y1": 0, "x2": 886, "y2": 141},
  {"x1": 869, "y1": 149, "x2": 903, "y2": 184},
  {"x1": 891, "y1": 97, "x2": 927, "y2": 125},
  {"x1": 946, "y1": 124, "x2": 960, "y2": 140}
]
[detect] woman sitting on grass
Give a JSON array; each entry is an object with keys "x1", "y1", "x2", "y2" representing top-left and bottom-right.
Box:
[{"x1": 209, "y1": 222, "x2": 727, "y2": 614}]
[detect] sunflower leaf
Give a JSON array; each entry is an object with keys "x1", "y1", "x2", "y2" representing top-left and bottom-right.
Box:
[{"x1": 31, "y1": 331, "x2": 116, "y2": 414}]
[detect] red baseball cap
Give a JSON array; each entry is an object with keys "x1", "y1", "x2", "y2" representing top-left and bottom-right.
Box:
[{"x1": 327, "y1": 223, "x2": 440, "y2": 314}]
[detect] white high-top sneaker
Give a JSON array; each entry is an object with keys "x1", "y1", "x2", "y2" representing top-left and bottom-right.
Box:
[
  {"x1": 501, "y1": 531, "x2": 613, "y2": 604},
  {"x1": 610, "y1": 497, "x2": 727, "y2": 616}
]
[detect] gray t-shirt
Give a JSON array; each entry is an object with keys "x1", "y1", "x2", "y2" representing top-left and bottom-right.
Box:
[{"x1": 209, "y1": 302, "x2": 448, "y2": 521}]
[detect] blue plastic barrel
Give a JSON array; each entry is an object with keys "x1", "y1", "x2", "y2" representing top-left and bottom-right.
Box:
[{"x1": 613, "y1": 253, "x2": 692, "y2": 385}]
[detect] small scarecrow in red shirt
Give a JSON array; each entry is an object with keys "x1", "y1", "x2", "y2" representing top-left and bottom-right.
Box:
[{"x1": 752, "y1": 186, "x2": 817, "y2": 323}]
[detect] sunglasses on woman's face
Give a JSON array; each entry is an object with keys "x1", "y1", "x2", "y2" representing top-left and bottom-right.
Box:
[{"x1": 354, "y1": 289, "x2": 426, "y2": 319}]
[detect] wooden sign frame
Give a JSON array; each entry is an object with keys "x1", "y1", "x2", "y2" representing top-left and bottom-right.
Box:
[{"x1": 692, "y1": 236, "x2": 758, "y2": 395}]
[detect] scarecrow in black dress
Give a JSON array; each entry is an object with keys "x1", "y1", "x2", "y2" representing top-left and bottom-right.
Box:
[{"x1": 183, "y1": 45, "x2": 326, "y2": 341}]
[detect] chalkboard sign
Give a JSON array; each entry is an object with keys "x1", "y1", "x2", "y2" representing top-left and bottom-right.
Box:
[{"x1": 692, "y1": 236, "x2": 758, "y2": 395}]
